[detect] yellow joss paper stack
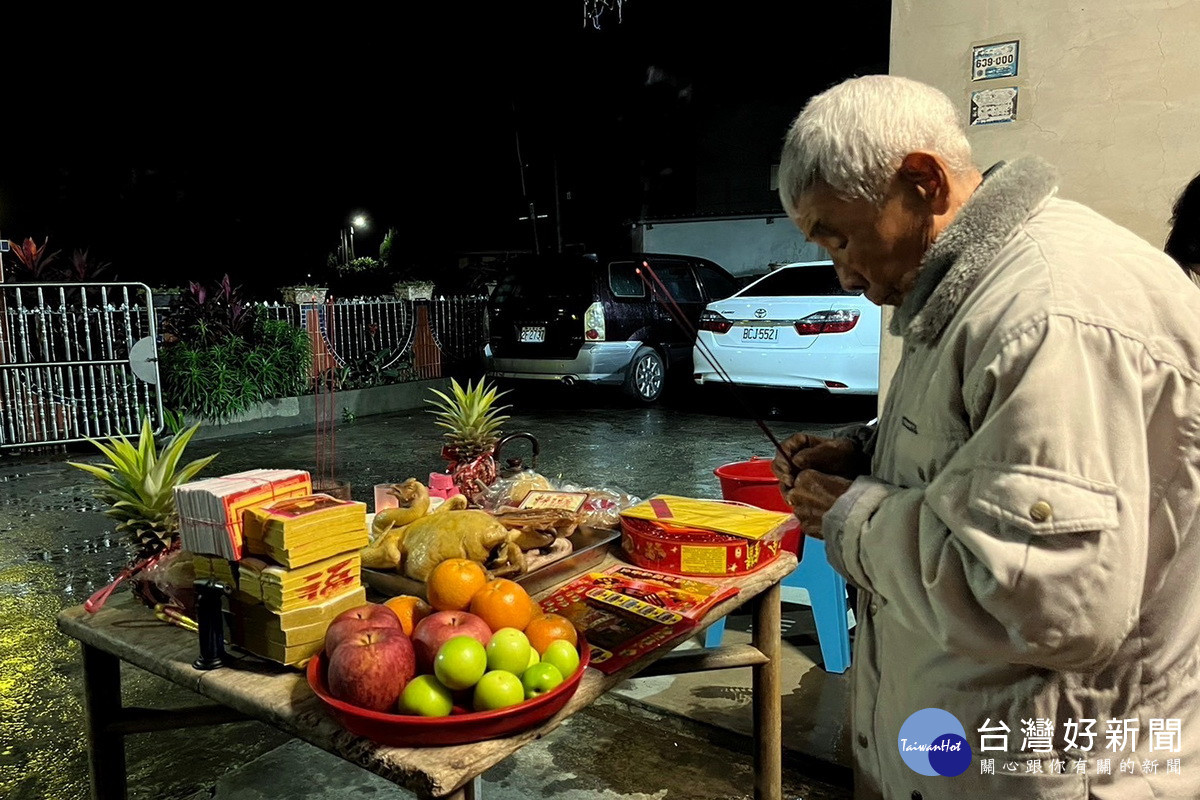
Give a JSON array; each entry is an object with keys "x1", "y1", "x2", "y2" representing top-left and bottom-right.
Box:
[
  {"x1": 237, "y1": 552, "x2": 362, "y2": 612},
  {"x1": 177, "y1": 469, "x2": 313, "y2": 560},
  {"x1": 242, "y1": 494, "x2": 369, "y2": 568},
  {"x1": 228, "y1": 494, "x2": 370, "y2": 666},
  {"x1": 229, "y1": 588, "x2": 367, "y2": 667}
]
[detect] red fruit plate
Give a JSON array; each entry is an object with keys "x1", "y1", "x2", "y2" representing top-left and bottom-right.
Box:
[{"x1": 306, "y1": 638, "x2": 590, "y2": 747}]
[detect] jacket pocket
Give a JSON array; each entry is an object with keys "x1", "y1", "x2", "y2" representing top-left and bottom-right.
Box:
[{"x1": 969, "y1": 465, "x2": 1119, "y2": 535}]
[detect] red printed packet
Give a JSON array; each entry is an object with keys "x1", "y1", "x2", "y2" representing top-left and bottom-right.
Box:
[{"x1": 539, "y1": 565, "x2": 738, "y2": 674}]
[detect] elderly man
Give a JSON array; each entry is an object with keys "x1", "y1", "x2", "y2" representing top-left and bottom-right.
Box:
[{"x1": 772, "y1": 75, "x2": 1200, "y2": 799}]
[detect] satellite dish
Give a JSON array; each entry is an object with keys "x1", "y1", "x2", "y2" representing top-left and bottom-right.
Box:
[{"x1": 129, "y1": 337, "x2": 159, "y2": 385}]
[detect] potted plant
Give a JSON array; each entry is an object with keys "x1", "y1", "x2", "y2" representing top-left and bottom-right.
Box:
[
  {"x1": 331, "y1": 256, "x2": 392, "y2": 298},
  {"x1": 149, "y1": 286, "x2": 182, "y2": 309},
  {"x1": 426, "y1": 378, "x2": 511, "y2": 496},
  {"x1": 69, "y1": 417, "x2": 218, "y2": 610},
  {"x1": 393, "y1": 279, "x2": 436, "y2": 300},
  {"x1": 282, "y1": 285, "x2": 329, "y2": 305}
]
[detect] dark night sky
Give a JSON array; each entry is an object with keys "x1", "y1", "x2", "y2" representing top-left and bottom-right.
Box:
[{"x1": 0, "y1": 2, "x2": 889, "y2": 295}]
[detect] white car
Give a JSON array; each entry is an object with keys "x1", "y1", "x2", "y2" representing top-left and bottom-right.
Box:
[{"x1": 693, "y1": 261, "x2": 880, "y2": 394}]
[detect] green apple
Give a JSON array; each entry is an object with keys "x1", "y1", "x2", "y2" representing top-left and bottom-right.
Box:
[
  {"x1": 399, "y1": 674, "x2": 453, "y2": 717},
  {"x1": 486, "y1": 628, "x2": 532, "y2": 675},
  {"x1": 521, "y1": 662, "x2": 564, "y2": 699},
  {"x1": 526, "y1": 648, "x2": 540, "y2": 672},
  {"x1": 473, "y1": 670, "x2": 525, "y2": 711},
  {"x1": 434, "y1": 636, "x2": 488, "y2": 690},
  {"x1": 541, "y1": 639, "x2": 581, "y2": 678}
]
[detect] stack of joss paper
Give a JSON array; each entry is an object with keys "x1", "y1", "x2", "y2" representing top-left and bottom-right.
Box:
[
  {"x1": 225, "y1": 494, "x2": 370, "y2": 666},
  {"x1": 176, "y1": 469, "x2": 312, "y2": 560},
  {"x1": 179, "y1": 469, "x2": 372, "y2": 667}
]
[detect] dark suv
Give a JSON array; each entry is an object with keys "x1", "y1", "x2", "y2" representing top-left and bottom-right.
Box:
[{"x1": 485, "y1": 252, "x2": 740, "y2": 402}]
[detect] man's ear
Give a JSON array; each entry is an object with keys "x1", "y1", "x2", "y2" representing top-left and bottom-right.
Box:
[{"x1": 898, "y1": 152, "x2": 951, "y2": 214}]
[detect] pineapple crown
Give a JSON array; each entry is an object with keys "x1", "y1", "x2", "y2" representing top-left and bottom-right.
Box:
[
  {"x1": 425, "y1": 378, "x2": 511, "y2": 453},
  {"x1": 68, "y1": 417, "x2": 217, "y2": 543}
]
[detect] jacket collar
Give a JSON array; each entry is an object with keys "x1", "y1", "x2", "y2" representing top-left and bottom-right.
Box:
[{"x1": 891, "y1": 155, "x2": 1059, "y2": 344}]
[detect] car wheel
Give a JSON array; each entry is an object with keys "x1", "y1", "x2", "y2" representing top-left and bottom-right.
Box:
[{"x1": 623, "y1": 347, "x2": 665, "y2": 403}]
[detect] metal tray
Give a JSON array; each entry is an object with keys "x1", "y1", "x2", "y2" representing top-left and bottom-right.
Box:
[{"x1": 361, "y1": 526, "x2": 620, "y2": 600}]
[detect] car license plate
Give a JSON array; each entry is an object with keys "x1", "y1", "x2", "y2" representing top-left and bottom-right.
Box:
[
  {"x1": 740, "y1": 326, "x2": 778, "y2": 341},
  {"x1": 519, "y1": 327, "x2": 546, "y2": 343}
]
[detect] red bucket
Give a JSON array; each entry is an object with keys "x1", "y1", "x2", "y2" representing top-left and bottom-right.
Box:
[{"x1": 714, "y1": 457, "x2": 802, "y2": 555}]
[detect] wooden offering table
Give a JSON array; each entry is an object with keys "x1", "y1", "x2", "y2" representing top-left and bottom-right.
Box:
[{"x1": 57, "y1": 551, "x2": 797, "y2": 800}]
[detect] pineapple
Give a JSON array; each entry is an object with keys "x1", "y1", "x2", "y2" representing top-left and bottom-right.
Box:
[
  {"x1": 426, "y1": 379, "x2": 511, "y2": 493},
  {"x1": 69, "y1": 417, "x2": 217, "y2": 561}
]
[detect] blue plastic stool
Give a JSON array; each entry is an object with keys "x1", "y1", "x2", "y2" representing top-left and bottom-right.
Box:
[{"x1": 704, "y1": 537, "x2": 852, "y2": 673}]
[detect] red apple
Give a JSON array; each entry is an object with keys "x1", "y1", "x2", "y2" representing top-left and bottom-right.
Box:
[
  {"x1": 326, "y1": 627, "x2": 416, "y2": 711},
  {"x1": 324, "y1": 603, "x2": 402, "y2": 655},
  {"x1": 411, "y1": 610, "x2": 493, "y2": 674}
]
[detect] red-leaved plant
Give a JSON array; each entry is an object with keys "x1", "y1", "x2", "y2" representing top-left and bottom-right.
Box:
[
  {"x1": 163, "y1": 274, "x2": 255, "y2": 346},
  {"x1": 7, "y1": 237, "x2": 61, "y2": 279},
  {"x1": 67, "y1": 249, "x2": 113, "y2": 282}
]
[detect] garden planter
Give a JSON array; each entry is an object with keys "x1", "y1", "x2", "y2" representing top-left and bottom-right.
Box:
[
  {"x1": 393, "y1": 281, "x2": 435, "y2": 300},
  {"x1": 282, "y1": 287, "x2": 329, "y2": 305}
]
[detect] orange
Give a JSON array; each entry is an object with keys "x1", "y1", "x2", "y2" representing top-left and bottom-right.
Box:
[
  {"x1": 426, "y1": 558, "x2": 489, "y2": 612},
  {"x1": 525, "y1": 613, "x2": 578, "y2": 655},
  {"x1": 383, "y1": 594, "x2": 433, "y2": 636},
  {"x1": 469, "y1": 578, "x2": 537, "y2": 632}
]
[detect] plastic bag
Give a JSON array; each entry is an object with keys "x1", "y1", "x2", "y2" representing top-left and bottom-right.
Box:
[
  {"x1": 557, "y1": 483, "x2": 642, "y2": 530},
  {"x1": 477, "y1": 470, "x2": 555, "y2": 511},
  {"x1": 142, "y1": 544, "x2": 198, "y2": 614}
]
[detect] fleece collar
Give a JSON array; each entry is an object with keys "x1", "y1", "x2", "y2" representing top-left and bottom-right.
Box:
[{"x1": 891, "y1": 155, "x2": 1059, "y2": 344}]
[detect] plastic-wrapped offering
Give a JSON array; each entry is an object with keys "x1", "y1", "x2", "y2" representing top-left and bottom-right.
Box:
[
  {"x1": 478, "y1": 470, "x2": 555, "y2": 510},
  {"x1": 557, "y1": 484, "x2": 642, "y2": 530}
]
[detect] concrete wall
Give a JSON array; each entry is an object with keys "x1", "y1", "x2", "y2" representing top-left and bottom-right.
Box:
[
  {"x1": 879, "y1": 0, "x2": 1200, "y2": 408},
  {"x1": 190, "y1": 379, "x2": 449, "y2": 442},
  {"x1": 634, "y1": 217, "x2": 828, "y2": 276}
]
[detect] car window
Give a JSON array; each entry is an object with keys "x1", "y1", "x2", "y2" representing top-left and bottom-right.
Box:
[
  {"x1": 650, "y1": 260, "x2": 702, "y2": 303},
  {"x1": 694, "y1": 263, "x2": 739, "y2": 301},
  {"x1": 608, "y1": 262, "x2": 646, "y2": 298},
  {"x1": 742, "y1": 264, "x2": 856, "y2": 296},
  {"x1": 492, "y1": 260, "x2": 592, "y2": 303}
]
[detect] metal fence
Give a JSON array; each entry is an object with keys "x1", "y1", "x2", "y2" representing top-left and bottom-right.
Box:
[
  {"x1": 256, "y1": 295, "x2": 488, "y2": 379},
  {"x1": 0, "y1": 288, "x2": 488, "y2": 449},
  {"x1": 0, "y1": 283, "x2": 162, "y2": 448}
]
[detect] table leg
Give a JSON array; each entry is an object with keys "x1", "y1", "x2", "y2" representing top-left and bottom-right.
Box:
[
  {"x1": 751, "y1": 580, "x2": 782, "y2": 800},
  {"x1": 431, "y1": 775, "x2": 481, "y2": 799},
  {"x1": 82, "y1": 643, "x2": 128, "y2": 800}
]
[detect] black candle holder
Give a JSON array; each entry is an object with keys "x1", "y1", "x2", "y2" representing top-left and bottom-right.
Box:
[{"x1": 192, "y1": 578, "x2": 230, "y2": 670}]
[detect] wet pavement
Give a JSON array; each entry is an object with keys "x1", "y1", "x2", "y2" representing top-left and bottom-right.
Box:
[{"x1": 0, "y1": 383, "x2": 873, "y2": 799}]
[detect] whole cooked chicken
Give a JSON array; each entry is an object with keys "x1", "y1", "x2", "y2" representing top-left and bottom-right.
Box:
[
  {"x1": 360, "y1": 479, "x2": 569, "y2": 580},
  {"x1": 398, "y1": 510, "x2": 516, "y2": 581}
]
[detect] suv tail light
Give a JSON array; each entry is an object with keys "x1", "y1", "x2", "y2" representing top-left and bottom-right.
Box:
[
  {"x1": 584, "y1": 302, "x2": 606, "y2": 341},
  {"x1": 794, "y1": 309, "x2": 860, "y2": 335},
  {"x1": 699, "y1": 310, "x2": 733, "y2": 334}
]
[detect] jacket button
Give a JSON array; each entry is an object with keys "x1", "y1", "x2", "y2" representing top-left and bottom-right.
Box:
[
  {"x1": 857, "y1": 734, "x2": 869, "y2": 748},
  {"x1": 1029, "y1": 500, "x2": 1052, "y2": 522},
  {"x1": 911, "y1": 793, "x2": 923, "y2": 800}
]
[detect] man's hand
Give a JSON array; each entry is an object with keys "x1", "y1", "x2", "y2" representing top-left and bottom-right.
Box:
[
  {"x1": 782, "y1": 470, "x2": 853, "y2": 538},
  {"x1": 772, "y1": 433, "x2": 864, "y2": 490}
]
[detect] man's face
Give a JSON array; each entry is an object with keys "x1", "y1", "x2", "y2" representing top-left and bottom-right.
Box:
[{"x1": 788, "y1": 176, "x2": 933, "y2": 306}]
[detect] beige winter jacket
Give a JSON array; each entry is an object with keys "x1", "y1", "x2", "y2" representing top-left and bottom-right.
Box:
[{"x1": 823, "y1": 157, "x2": 1200, "y2": 799}]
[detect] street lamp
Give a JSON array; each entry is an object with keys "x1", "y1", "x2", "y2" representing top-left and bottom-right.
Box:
[
  {"x1": 349, "y1": 214, "x2": 368, "y2": 261},
  {"x1": 339, "y1": 214, "x2": 369, "y2": 265}
]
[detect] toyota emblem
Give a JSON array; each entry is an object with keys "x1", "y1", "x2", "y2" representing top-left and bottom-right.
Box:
[{"x1": 754, "y1": 308, "x2": 767, "y2": 318}]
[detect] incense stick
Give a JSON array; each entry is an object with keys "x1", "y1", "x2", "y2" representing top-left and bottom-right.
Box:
[{"x1": 635, "y1": 263, "x2": 787, "y2": 457}]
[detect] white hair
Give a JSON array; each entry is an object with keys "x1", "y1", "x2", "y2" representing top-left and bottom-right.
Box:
[{"x1": 778, "y1": 75, "x2": 974, "y2": 209}]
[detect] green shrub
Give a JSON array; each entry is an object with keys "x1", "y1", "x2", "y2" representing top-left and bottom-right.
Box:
[{"x1": 160, "y1": 318, "x2": 311, "y2": 421}]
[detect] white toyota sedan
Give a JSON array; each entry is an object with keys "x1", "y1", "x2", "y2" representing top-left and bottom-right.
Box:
[{"x1": 693, "y1": 261, "x2": 880, "y2": 394}]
